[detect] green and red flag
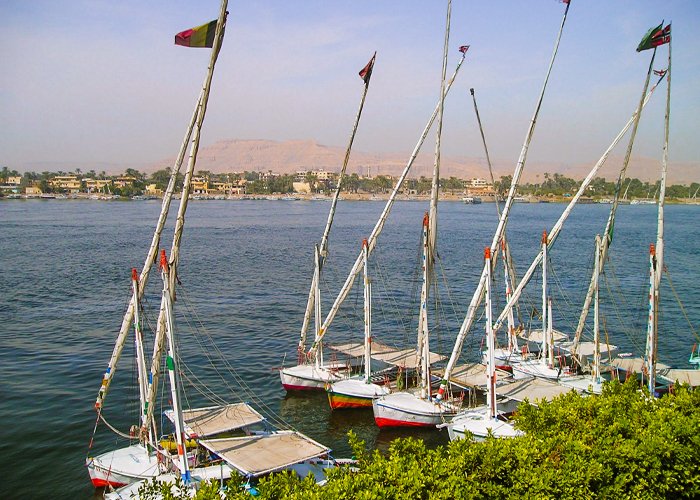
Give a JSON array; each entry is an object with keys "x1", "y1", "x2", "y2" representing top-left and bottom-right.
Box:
[
  {"x1": 636, "y1": 23, "x2": 671, "y2": 52},
  {"x1": 359, "y1": 52, "x2": 376, "y2": 85},
  {"x1": 175, "y1": 19, "x2": 218, "y2": 48}
]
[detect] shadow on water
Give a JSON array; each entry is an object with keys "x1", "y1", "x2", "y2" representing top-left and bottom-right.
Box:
[{"x1": 279, "y1": 390, "x2": 449, "y2": 458}]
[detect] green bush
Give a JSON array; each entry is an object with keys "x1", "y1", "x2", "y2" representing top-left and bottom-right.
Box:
[{"x1": 139, "y1": 379, "x2": 700, "y2": 499}]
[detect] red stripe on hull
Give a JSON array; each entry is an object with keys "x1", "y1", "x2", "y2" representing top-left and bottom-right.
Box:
[
  {"x1": 282, "y1": 383, "x2": 324, "y2": 391},
  {"x1": 91, "y1": 477, "x2": 127, "y2": 488},
  {"x1": 374, "y1": 416, "x2": 435, "y2": 428}
]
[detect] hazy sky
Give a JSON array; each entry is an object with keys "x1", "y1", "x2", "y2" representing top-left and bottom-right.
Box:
[{"x1": 1, "y1": 0, "x2": 698, "y2": 176}]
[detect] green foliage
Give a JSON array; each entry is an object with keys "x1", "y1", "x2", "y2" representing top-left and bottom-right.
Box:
[{"x1": 128, "y1": 382, "x2": 700, "y2": 498}]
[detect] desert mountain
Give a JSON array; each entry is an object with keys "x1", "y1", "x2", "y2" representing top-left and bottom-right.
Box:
[{"x1": 151, "y1": 139, "x2": 696, "y2": 184}]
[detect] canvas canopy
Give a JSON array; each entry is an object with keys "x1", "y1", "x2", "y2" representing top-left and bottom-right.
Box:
[
  {"x1": 199, "y1": 431, "x2": 330, "y2": 477},
  {"x1": 495, "y1": 377, "x2": 578, "y2": 405},
  {"x1": 329, "y1": 342, "x2": 446, "y2": 369},
  {"x1": 164, "y1": 403, "x2": 264, "y2": 438}
]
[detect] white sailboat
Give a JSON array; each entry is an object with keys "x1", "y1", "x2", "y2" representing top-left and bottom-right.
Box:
[
  {"x1": 286, "y1": 40, "x2": 470, "y2": 395},
  {"x1": 280, "y1": 53, "x2": 376, "y2": 391},
  {"x1": 436, "y1": 0, "x2": 573, "y2": 404},
  {"x1": 87, "y1": 6, "x2": 231, "y2": 488},
  {"x1": 327, "y1": 239, "x2": 390, "y2": 408},
  {"x1": 442, "y1": 248, "x2": 522, "y2": 441},
  {"x1": 372, "y1": 0, "x2": 460, "y2": 428},
  {"x1": 88, "y1": 5, "x2": 342, "y2": 492}
]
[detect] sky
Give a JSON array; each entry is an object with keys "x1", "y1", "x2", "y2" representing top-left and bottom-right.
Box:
[{"x1": 1, "y1": 0, "x2": 699, "y2": 180}]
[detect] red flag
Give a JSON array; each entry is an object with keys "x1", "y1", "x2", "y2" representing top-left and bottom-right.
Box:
[
  {"x1": 458, "y1": 45, "x2": 470, "y2": 54},
  {"x1": 359, "y1": 52, "x2": 376, "y2": 85},
  {"x1": 653, "y1": 69, "x2": 667, "y2": 77}
]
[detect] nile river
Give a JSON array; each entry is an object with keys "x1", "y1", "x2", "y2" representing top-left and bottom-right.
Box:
[{"x1": 0, "y1": 199, "x2": 698, "y2": 498}]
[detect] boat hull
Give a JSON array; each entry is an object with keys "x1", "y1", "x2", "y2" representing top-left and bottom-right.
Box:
[
  {"x1": 86, "y1": 444, "x2": 162, "y2": 488},
  {"x1": 327, "y1": 379, "x2": 390, "y2": 409},
  {"x1": 446, "y1": 408, "x2": 522, "y2": 442},
  {"x1": 280, "y1": 363, "x2": 346, "y2": 391},
  {"x1": 372, "y1": 392, "x2": 457, "y2": 428}
]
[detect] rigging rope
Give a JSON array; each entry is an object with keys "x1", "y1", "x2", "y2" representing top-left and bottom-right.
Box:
[{"x1": 664, "y1": 267, "x2": 700, "y2": 344}]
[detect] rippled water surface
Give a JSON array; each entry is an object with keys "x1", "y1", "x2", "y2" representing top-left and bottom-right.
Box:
[{"x1": 0, "y1": 199, "x2": 698, "y2": 498}]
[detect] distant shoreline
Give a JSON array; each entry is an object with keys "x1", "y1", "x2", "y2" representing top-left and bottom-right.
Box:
[{"x1": 2, "y1": 192, "x2": 699, "y2": 205}]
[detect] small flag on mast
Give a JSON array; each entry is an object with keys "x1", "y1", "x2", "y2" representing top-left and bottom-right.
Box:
[
  {"x1": 175, "y1": 19, "x2": 218, "y2": 48},
  {"x1": 636, "y1": 23, "x2": 671, "y2": 52},
  {"x1": 653, "y1": 69, "x2": 667, "y2": 77},
  {"x1": 458, "y1": 45, "x2": 470, "y2": 54},
  {"x1": 359, "y1": 52, "x2": 376, "y2": 85}
]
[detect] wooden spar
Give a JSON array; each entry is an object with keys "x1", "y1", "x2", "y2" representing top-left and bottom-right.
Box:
[
  {"x1": 144, "y1": 1, "x2": 229, "y2": 438},
  {"x1": 647, "y1": 28, "x2": 671, "y2": 396},
  {"x1": 436, "y1": 0, "x2": 572, "y2": 401},
  {"x1": 363, "y1": 239, "x2": 371, "y2": 384},
  {"x1": 541, "y1": 231, "x2": 549, "y2": 366},
  {"x1": 298, "y1": 52, "x2": 376, "y2": 353},
  {"x1": 471, "y1": 88, "x2": 520, "y2": 330},
  {"x1": 308, "y1": 50, "x2": 468, "y2": 356},
  {"x1": 313, "y1": 245, "x2": 323, "y2": 369},
  {"x1": 593, "y1": 235, "x2": 601, "y2": 383},
  {"x1": 428, "y1": 0, "x2": 451, "y2": 257},
  {"x1": 418, "y1": 213, "x2": 431, "y2": 399},
  {"x1": 491, "y1": 76, "x2": 664, "y2": 334},
  {"x1": 159, "y1": 251, "x2": 191, "y2": 483},
  {"x1": 571, "y1": 51, "x2": 659, "y2": 357},
  {"x1": 484, "y1": 247, "x2": 496, "y2": 419},
  {"x1": 94, "y1": 93, "x2": 202, "y2": 411},
  {"x1": 131, "y1": 270, "x2": 152, "y2": 443},
  {"x1": 419, "y1": 0, "x2": 451, "y2": 401}
]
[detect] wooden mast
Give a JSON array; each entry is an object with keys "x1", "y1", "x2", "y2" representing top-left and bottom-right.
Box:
[
  {"x1": 298, "y1": 52, "x2": 376, "y2": 356},
  {"x1": 572, "y1": 50, "x2": 659, "y2": 358},
  {"x1": 437, "y1": 0, "x2": 572, "y2": 401},
  {"x1": 144, "y1": 0, "x2": 229, "y2": 441},
  {"x1": 647, "y1": 24, "x2": 671, "y2": 396},
  {"x1": 308, "y1": 51, "x2": 469, "y2": 356},
  {"x1": 490, "y1": 77, "x2": 664, "y2": 334}
]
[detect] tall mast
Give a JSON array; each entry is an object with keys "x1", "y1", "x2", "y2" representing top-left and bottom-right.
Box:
[
  {"x1": 144, "y1": 1, "x2": 228, "y2": 437},
  {"x1": 540, "y1": 231, "x2": 549, "y2": 366},
  {"x1": 490, "y1": 77, "x2": 663, "y2": 334},
  {"x1": 362, "y1": 239, "x2": 372, "y2": 383},
  {"x1": 593, "y1": 235, "x2": 601, "y2": 383},
  {"x1": 299, "y1": 52, "x2": 377, "y2": 354},
  {"x1": 418, "y1": 0, "x2": 451, "y2": 401},
  {"x1": 572, "y1": 52, "x2": 659, "y2": 356},
  {"x1": 159, "y1": 250, "x2": 190, "y2": 483},
  {"x1": 471, "y1": 87, "x2": 520, "y2": 335},
  {"x1": 418, "y1": 213, "x2": 432, "y2": 399},
  {"x1": 308, "y1": 51, "x2": 468, "y2": 356},
  {"x1": 131, "y1": 269, "x2": 153, "y2": 444},
  {"x1": 647, "y1": 25, "x2": 671, "y2": 396},
  {"x1": 484, "y1": 247, "x2": 496, "y2": 419},
  {"x1": 94, "y1": 93, "x2": 202, "y2": 411},
  {"x1": 436, "y1": 0, "x2": 572, "y2": 401}
]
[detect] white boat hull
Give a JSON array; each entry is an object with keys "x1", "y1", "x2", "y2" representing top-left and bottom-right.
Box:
[
  {"x1": 280, "y1": 363, "x2": 347, "y2": 391},
  {"x1": 87, "y1": 444, "x2": 164, "y2": 488},
  {"x1": 445, "y1": 407, "x2": 523, "y2": 442},
  {"x1": 372, "y1": 391, "x2": 458, "y2": 428}
]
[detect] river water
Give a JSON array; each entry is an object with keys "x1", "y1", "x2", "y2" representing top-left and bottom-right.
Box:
[{"x1": 1, "y1": 199, "x2": 698, "y2": 498}]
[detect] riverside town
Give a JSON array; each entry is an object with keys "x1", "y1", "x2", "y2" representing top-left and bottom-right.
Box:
[{"x1": 1, "y1": 167, "x2": 698, "y2": 203}]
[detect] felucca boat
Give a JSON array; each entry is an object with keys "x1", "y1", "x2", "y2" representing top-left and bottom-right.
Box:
[
  {"x1": 88, "y1": 5, "x2": 341, "y2": 492},
  {"x1": 441, "y1": 248, "x2": 522, "y2": 441}
]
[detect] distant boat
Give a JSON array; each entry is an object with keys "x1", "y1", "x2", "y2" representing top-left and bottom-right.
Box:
[{"x1": 462, "y1": 196, "x2": 482, "y2": 204}]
